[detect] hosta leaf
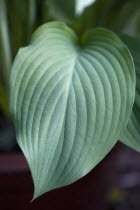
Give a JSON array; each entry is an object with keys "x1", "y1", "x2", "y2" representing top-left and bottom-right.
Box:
[
  {"x1": 10, "y1": 22, "x2": 135, "y2": 199},
  {"x1": 120, "y1": 35, "x2": 140, "y2": 152}
]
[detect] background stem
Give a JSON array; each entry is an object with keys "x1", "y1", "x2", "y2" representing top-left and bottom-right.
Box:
[{"x1": 0, "y1": 0, "x2": 12, "y2": 88}]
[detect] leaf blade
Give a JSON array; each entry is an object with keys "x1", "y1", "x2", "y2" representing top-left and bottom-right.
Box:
[{"x1": 10, "y1": 22, "x2": 135, "y2": 199}]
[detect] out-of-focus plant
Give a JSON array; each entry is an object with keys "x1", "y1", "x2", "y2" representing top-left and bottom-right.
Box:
[
  {"x1": 0, "y1": 0, "x2": 11, "y2": 112},
  {"x1": 73, "y1": 0, "x2": 140, "y2": 35},
  {"x1": 0, "y1": 0, "x2": 140, "y2": 200},
  {"x1": 120, "y1": 35, "x2": 140, "y2": 152}
]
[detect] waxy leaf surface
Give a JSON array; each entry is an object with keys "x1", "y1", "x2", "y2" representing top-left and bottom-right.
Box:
[{"x1": 10, "y1": 22, "x2": 135, "y2": 199}]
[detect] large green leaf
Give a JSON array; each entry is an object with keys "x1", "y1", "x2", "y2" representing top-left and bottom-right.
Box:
[
  {"x1": 120, "y1": 35, "x2": 140, "y2": 152},
  {"x1": 10, "y1": 22, "x2": 135, "y2": 199}
]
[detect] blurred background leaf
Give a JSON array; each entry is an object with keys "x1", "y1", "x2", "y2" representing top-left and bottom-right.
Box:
[
  {"x1": 0, "y1": 0, "x2": 11, "y2": 86},
  {"x1": 120, "y1": 35, "x2": 140, "y2": 152},
  {"x1": 73, "y1": 0, "x2": 140, "y2": 35},
  {"x1": 136, "y1": 12, "x2": 140, "y2": 36},
  {"x1": 6, "y1": 0, "x2": 36, "y2": 58},
  {"x1": 46, "y1": 0, "x2": 76, "y2": 22},
  {"x1": 0, "y1": 82, "x2": 9, "y2": 116}
]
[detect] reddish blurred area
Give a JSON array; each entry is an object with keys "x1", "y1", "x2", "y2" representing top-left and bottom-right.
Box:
[{"x1": 0, "y1": 142, "x2": 140, "y2": 210}]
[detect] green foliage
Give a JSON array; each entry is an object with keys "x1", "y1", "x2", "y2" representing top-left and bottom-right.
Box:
[
  {"x1": 0, "y1": 0, "x2": 11, "y2": 84},
  {"x1": 47, "y1": 0, "x2": 76, "y2": 22},
  {"x1": 0, "y1": 0, "x2": 11, "y2": 118},
  {"x1": 136, "y1": 12, "x2": 140, "y2": 36},
  {"x1": 120, "y1": 35, "x2": 140, "y2": 152},
  {"x1": 0, "y1": 0, "x2": 140, "y2": 200},
  {"x1": 0, "y1": 82, "x2": 9, "y2": 116},
  {"x1": 6, "y1": 0, "x2": 36, "y2": 58},
  {"x1": 10, "y1": 22, "x2": 135, "y2": 198},
  {"x1": 73, "y1": 0, "x2": 140, "y2": 35}
]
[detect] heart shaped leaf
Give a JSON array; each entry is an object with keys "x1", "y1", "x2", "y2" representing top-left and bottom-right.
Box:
[
  {"x1": 10, "y1": 22, "x2": 135, "y2": 199},
  {"x1": 120, "y1": 35, "x2": 140, "y2": 152}
]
